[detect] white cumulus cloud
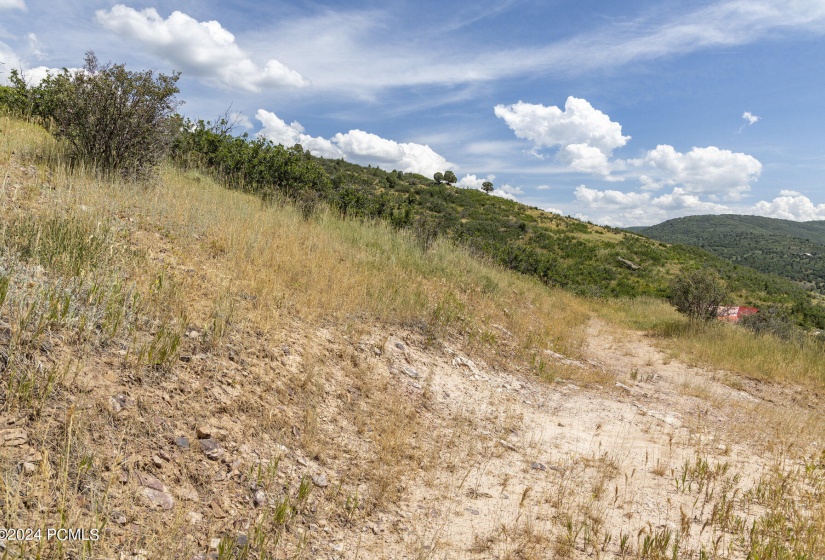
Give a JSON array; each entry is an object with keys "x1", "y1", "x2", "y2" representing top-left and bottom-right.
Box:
[
  {"x1": 22, "y1": 66, "x2": 62, "y2": 84},
  {"x1": 742, "y1": 111, "x2": 760, "y2": 125},
  {"x1": 486, "y1": 184, "x2": 524, "y2": 202},
  {"x1": 0, "y1": 42, "x2": 23, "y2": 84},
  {"x1": 456, "y1": 174, "x2": 495, "y2": 190},
  {"x1": 256, "y1": 111, "x2": 452, "y2": 176},
  {"x1": 332, "y1": 130, "x2": 452, "y2": 176},
  {"x1": 630, "y1": 145, "x2": 762, "y2": 200},
  {"x1": 256, "y1": 110, "x2": 342, "y2": 159},
  {"x1": 496, "y1": 96, "x2": 762, "y2": 199},
  {"x1": 0, "y1": 41, "x2": 82, "y2": 86},
  {"x1": 494, "y1": 96, "x2": 629, "y2": 178},
  {"x1": 230, "y1": 112, "x2": 254, "y2": 131},
  {"x1": 573, "y1": 185, "x2": 730, "y2": 227},
  {"x1": 96, "y1": 5, "x2": 309, "y2": 92},
  {"x1": 751, "y1": 193, "x2": 825, "y2": 221}
]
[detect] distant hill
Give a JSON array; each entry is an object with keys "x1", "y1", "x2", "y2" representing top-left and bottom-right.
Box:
[{"x1": 629, "y1": 215, "x2": 825, "y2": 293}]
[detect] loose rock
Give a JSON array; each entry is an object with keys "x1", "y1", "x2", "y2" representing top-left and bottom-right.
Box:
[
  {"x1": 253, "y1": 490, "x2": 267, "y2": 507},
  {"x1": 498, "y1": 439, "x2": 518, "y2": 452},
  {"x1": 179, "y1": 483, "x2": 199, "y2": 502},
  {"x1": 210, "y1": 499, "x2": 227, "y2": 519},
  {"x1": 0, "y1": 428, "x2": 28, "y2": 447},
  {"x1": 143, "y1": 488, "x2": 175, "y2": 510},
  {"x1": 199, "y1": 438, "x2": 224, "y2": 460},
  {"x1": 402, "y1": 366, "x2": 420, "y2": 379},
  {"x1": 136, "y1": 472, "x2": 166, "y2": 492},
  {"x1": 110, "y1": 394, "x2": 130, "y2": 413}
]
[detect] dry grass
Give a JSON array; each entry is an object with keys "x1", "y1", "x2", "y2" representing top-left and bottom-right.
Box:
[
  {"x1": 0, "y1": 114, "x2": 592, "y2": 558},
  {"x1": 2, "y1": 114, "x2": 825, "y2": 559},
  {"x1": 599, "y1": 296, "x2": 825, "y2": 389}
]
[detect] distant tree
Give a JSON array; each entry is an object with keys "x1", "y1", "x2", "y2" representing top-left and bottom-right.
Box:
[
  {"x1": 482, "y1": 181, "x2": 494, "y2": 194},
  {"x1": 668, "y1": 268, "x2": 728, "y2": 323},
  {"x1": 443, "y1": 170, "x2": 457, "y2": 185},
  {"x1": 433, "y1": 171, "x2": 443, "y2": 184}
]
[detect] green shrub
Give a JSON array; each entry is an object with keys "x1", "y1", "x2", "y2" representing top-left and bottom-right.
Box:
[
  {"x1": 4, "y1": 51, "x2": 181, "y2": 179},
  {"x1": 740, "y1": 305, "x2": 799, "y2": 341},
  {"x1": 668, "y1": 268, "x2": 728, "y2": 322},
  {"x1": 172, "y1": 118, "x2": 331, "y2": 204}
]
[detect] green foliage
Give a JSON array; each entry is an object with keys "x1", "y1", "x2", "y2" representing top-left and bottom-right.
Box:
[
  {"x1": 443, "y1": 170, "x2": 457, "y2": 185},
  {"x1": 1, "y1": 211, "x2": 114, "y2": 278},
  {"x1": 433, "y1": 171, "x2": 443, "y2": 184},
  {"x1": 172, "y1": 117, "x2": 331, "y2": 205},
  {"x1": 668, "y1": 268, "x2": 728, "y2": 322},
  {"x1": 740, "y1": 305, "x2": 799, "y2": 341},
  {"x1": 633, "y1": 214, "x2": 825, "y2": 293},
  {"x1": 3, "y1": 52, "x2": 181, "y2": 179},
  {"x1": 481, "y1": 181, "x2": 493, "y2": 194}
]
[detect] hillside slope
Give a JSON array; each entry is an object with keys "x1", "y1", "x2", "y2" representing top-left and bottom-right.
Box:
[
  {"x1": 172, "y1": 125, "x2": 825, "y2": 328},
  {"x1": 2, "y1": 116, "x2": 825, "y2": 559},
  {"x1": 630, "y1": 214, "x2": 825, "y2": 292}
]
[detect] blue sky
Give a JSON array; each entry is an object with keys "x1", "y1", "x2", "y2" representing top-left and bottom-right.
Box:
[{"x1": 2, "y1": 0, "x2": 825, "y2": 226}]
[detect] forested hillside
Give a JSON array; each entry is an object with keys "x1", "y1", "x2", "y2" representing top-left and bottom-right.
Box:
[{"x1": 629, "y1": 215, "x2": 825, "y2": 293}]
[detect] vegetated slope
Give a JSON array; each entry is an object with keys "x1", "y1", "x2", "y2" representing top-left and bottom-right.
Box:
[
  {"x1": 629, "y1": 214, "x2": 825, "y2": 292},
  {"x1": 0, "y1": 114, "x2": 590, "y2": 559},
  {"x1": 3, "y1": 117, "x2": 825, "y2": 560},
  {"x1": 171, "y1": 123, "x2": 825, "y2": 327}
]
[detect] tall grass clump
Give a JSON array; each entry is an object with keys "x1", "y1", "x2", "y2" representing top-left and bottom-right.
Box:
[{"x1": 1, "y1": 211, "x2": 113, "y2": 278}]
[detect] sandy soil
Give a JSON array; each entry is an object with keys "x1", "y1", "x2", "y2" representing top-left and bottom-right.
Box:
[{"x1": 313, "y1": 319, "x2": 823, "y2": 559}]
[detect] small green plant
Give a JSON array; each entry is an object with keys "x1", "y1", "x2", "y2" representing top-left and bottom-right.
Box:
[
  {"x1": 296, "y1": 475, "x2": 312, "y2": 510},
  {"x1": 0, "y1": 274, "x2": 9, "y2": 309},
  {"x1": 272, "y1": 495, "x2": 292, "y2": 526},
  {"x1": 3, "y1": 212, "x2": 113, "y2": 278},
  {"x1": 140, "y1": 321, "x2": 183, "y2": 371}
]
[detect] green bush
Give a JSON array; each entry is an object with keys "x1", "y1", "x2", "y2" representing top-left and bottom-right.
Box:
[
  {"x1": 172, "y1": 117, "x2": 331, "y2": 206},
  {"x1": 740, "y1": 305, "x2": 798, "y2": 341},
  {"x1": 4, "y1": 51, "x2": 181, "y2": 179},
  {"x1": 668, "y1": 268, "x2": 728, "y2": 322}
]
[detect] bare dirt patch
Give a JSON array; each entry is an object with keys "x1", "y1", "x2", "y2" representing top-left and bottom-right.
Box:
[{"x1": 316, "y1": 319, "x2": 825, "y2": 559}]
